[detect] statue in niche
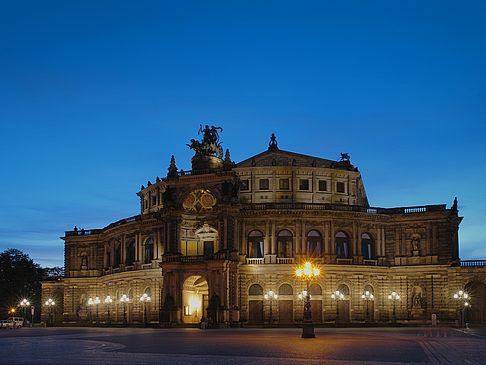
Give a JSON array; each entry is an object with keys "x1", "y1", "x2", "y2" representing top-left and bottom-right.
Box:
[
  {"x1": 413, "y1": 293, "x2": 422, "y2": 308},
  {"x1": 411, "y1": 287, "x2": 424, "y2": 309},
  {"x1": 187, "y1": 124, "x2": 223, "y2": 158},
  {"x1": 81, "y1": 255, "x2": 88, "y2": 269},
  {"x1": 411, "y1": 234, "x2": 421, "y2": 256}
]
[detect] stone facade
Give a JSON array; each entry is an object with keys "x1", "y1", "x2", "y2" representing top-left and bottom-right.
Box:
[{"x1": 42, "y1": 129, "x2": 486, "y2": 326}]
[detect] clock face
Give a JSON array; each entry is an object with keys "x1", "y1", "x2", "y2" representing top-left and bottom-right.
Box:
[{"x1": 183, "y1": 189, "x2": 216, "y2": 212}]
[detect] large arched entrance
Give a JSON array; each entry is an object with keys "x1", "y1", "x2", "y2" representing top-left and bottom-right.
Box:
[
  {"x1": 182, "y1": 276, "x2": 209, "y2": 324},
  {"x1": 465, "y1": 281, "x2": 486, "y2": 324}
]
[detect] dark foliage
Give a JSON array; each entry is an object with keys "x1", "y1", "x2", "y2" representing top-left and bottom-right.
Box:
[{"x1": 0, "y1": 248, "x2": 63, "y2": 320}]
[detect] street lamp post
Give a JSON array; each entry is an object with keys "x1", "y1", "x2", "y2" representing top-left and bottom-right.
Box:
[
  {"x1": 94, "y1": 297, "x2": 100, "y2": 325},
  {"x1": 361, "y1": 291, "x2": 374, "y2": 323},
  {"x1": 104, "y1": 296, "x2": 113, "y2": 326},
  {"x1": 295, "y1": 261, "x2": 320, "y2": 338},
  {"x1": 88, "y1": 297, "x2": 94, "y2": 323},
  {"x1": 331, "y1": 290, "x2": 344, "y2": 325},
  {"x1": 140, "y1": 293, "x2": 151, "y2": 326},
  {"x1": 120, "y1": 294, "x2": 129, "y2": 326},
  {"x1": 264, "y1": 290, "x2": 278, "y2": 325},
  {"x1": 44, "y1": 298, "x2": 55, "y2": 326},
  {"x1": 453, "y1": 290, "x2": 470, "y2": 328},
  {"x1": 20, "y1": 299, "x2": 30, "y2": 325},
  {"x1": 388, "y1": 292, "x2": 400, "y2": 325}
]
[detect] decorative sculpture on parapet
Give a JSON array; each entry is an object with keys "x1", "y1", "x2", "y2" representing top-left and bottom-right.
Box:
[
  {"x1": 186, "y1": 124, "x2": 224, "y2": 158},
  {"x1": 340, "y1": 152, "x2": 350, "y2": 162},
  {"x1": 268, "y1": 133, "x2": 278, "y2": 150},
  {"x1": 167, "y1": 155, "x2": 178, "y2": 178},
  {"x1": 452, "y1": 197, "x2": 458, "y2": 211}
]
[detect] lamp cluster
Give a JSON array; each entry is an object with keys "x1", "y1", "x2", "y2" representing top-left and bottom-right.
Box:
[
  {"x1": 296, "y1": 262, "x2": 320, "y2": 278},
  {"x1": 453, "y1": 290, "x2": 469, "y2": 307}
]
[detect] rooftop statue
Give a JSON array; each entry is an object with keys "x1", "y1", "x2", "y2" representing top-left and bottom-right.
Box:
[
  {"x1": 340, "y1": 152, "x2": 350, "y2": 162},
  {"x1": 187, "y1": 124, "x2": 224, "y2": 158}
]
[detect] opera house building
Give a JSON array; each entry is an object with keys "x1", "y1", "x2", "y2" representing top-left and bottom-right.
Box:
[{"x1": 42, "y1": 126, "x2": 486, "y2": 326}]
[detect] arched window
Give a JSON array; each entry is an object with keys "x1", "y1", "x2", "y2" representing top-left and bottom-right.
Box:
[
  {"x1": 277, "y1": 230, "x2": 293, "y2": 258},
  {"x1": 335, "y1": 231, "x2": 349, "y2": 259},
  {"x1": 126, "y1": 241, "x2": 136, "y2": 264},
  {"x1": 364, "y1": 284, "x2": 374, "y2": 295},
  {"x1": 309, "y1": 284, "x2": 322, "y2": 296},
  {"x1": 144, "y1": 238, "x2": 154, "y2": 264},
  {"x1": 248, "y1": 230, "x2": 264, "y2": 258},
  {"x1": 361, "y1": 233, "x2": 373, "y2": 260},
  {"x1": 249, "y1": 284, "x2": 263, "y2": 296},
  {"x1": 307, "y1": 230, "x2": 322, "y2": 257},
  {"x1": 114, "y1": 244, "x2": 121, "y2": 267},
  {"x1": 337, "y1": 284, "x2": 350, "y2": 297},
  {"x1": 278, "y1": 284, "x2": 293, "y2": 295}
]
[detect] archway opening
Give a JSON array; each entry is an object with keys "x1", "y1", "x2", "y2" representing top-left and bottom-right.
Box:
[{"x1": 182, "y1": 275, "x2": 209, "y2": 324}]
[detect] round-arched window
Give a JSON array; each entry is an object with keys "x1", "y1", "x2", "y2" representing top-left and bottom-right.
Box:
[
  {"x1": 307, "y1": 230, "x2": 322, "y2": 257},
  {"x1": 277, "y1": 230, "x2": 293, "y2": 258},
  {"x1": 249, "y1": 284, "x2": 263, "y2": 296},
  {"x1": 335, "y1": 231, "x2": 349, "y2": 259},
  {"x1": 248, "y1": 230, "x2": 264, "y2": 258},
  {"x1": 361, "y1": 233, "x2": 373, "y2": 260},
  {"x1": 278, "y1": 284, "x2": 293, "y2": 295},
  {"x1": 309, "y1": 284, "x2": 322, "y2": 296}
]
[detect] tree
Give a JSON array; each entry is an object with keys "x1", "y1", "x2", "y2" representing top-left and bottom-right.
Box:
[{"x1": 0, "y1": 249, "x2": 46, "y2": 319}]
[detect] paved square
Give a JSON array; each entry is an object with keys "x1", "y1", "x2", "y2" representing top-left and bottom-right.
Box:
[{"x1": 1, "y1": 327, "x2": 485, "y2": 364}]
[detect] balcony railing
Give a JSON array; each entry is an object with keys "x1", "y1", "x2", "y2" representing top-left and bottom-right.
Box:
[
  {"x1": 460, "y1": 260, "x2": 486, "y2": 267},
  {"x1": 277, "y1": 257, "x2": 294, "y2": 264},
  {"x1": 241, "y1": 203, "x2": 447, "y2": 215},
  {"x1": 246, "y1": 258, "x2": 264, "y2": 265},
  {"x1": 363, "y1": 259, "x2": 378, "y2": 266},
  {"x1": 336, "y1": 258, "x2": 353, "y2": 265}
]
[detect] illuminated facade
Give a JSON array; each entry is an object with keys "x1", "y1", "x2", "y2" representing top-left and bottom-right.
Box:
[{"x1": 42, "y1": 126, "x2": 486, "y2": 326}]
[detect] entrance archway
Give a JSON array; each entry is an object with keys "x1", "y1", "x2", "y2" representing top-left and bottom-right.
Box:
[
  {"x1": 182, "y1": 276, "x2": 209, "y2": 324},
  {"x1": 465, "y1": 281, "x2": 486, "y2": 324}
]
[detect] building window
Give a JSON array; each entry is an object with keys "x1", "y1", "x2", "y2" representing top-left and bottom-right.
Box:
[
  {"x1": 335, "y1": 231, "x2": 349, "y2": 259},
  {"x1": 259, "y1": 179, "x2": 269, "y2": 190},
  {"x1": 144, "y1": 238, "x2": 154, "y2": 264},
  {"x1": 126, "y1": 241, "x2": 136, "y2": 264},
  {"x1": 337, "y1": 182, "x2": 345, "y2": 193},
  {"x1": 152, "y1": 196, "x2": 157, "y2": 206},
  {"x1": 361, "y1": 233, "x2": 373, "y2": 260},
  {"x1": 144, "y1": 200, "x2": 148, "y2": 209},
  {"x1": 307, "y1": 230, "x2": 322, "y2": 257},
  {"x1": 277, "y1": 229, "x2": 293, "y2": 258},
  {"x1": 204, "y1": 241, "x2": 214, "y2": 256},
  {"x1": 278, "y1": 284, "x2": 293, "y2": 295},
  {"x1": 279, "y1": 178, "x2": 289, "y2": 190},
  {"x1": 299, "y1": 179, "x2": 309, "y2": 190},
  {"x1": 248, "y1": 230, "x2": 264, "y2": 258},
  {"x1": 249, "y1": 284, "x2": 263, "y2": 296},
  {"x1": 318, "y1": 180, "x2": 327, "y2": 191},
  {"x1": 241, "y1": 179, "x2": 249, "y2": 191}
]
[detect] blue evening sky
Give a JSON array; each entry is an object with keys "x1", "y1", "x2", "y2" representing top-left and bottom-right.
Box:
[{"x1": 1, "y1": 1, "x2": 485, "y2": 267}]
